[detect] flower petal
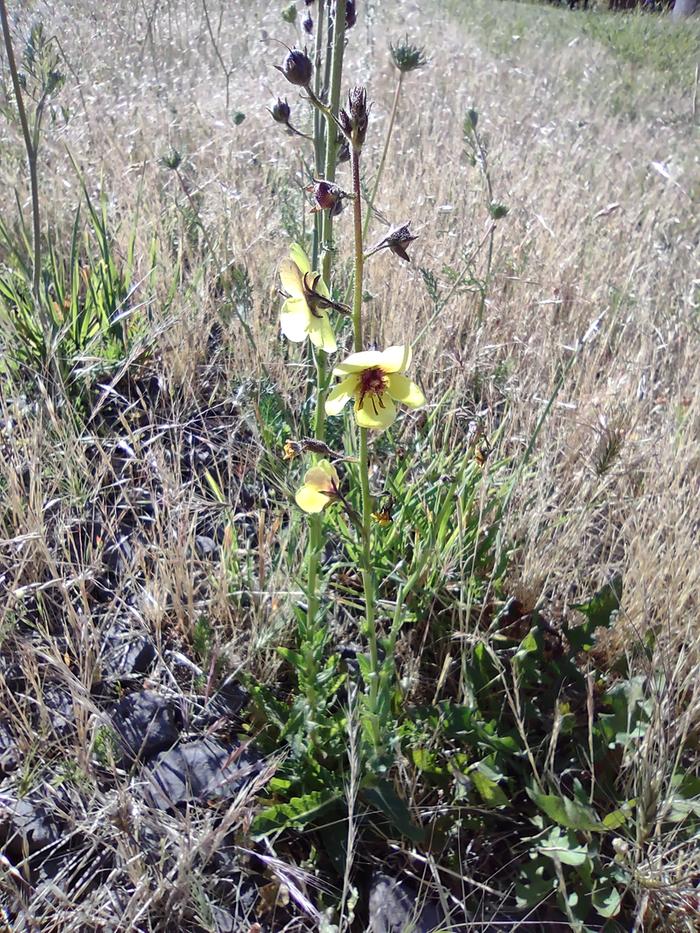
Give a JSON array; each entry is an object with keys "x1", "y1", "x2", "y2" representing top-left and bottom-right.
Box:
[
  {"x1": 332, "y1": 349, "x2": 386, "y2": 375},
  {"x1": 280, "y1": 298, "x2": 311, "y2": 342},
  {"x1": 288, "y1": 243, "x2": 311, "y2": 276},
  {"x1": 387, "y1": 373, "x2": 425, "y2": 408},
  {"x1": 295, "y1": 484, "x2": 330, "y2": 513},
  {"x1": 377, "y1": 344, "x2": 412, "y2": 373},
  {"x1": 308, "y1": 310, "x2": 337, "y2": 353},
  {"x1": 355, "y1": 390, "x2": 396, "y2": 430},
  {"x1": 325, "y1": 375, "x2": 356, "y2": 415},
  {"x1": 279, "y1": 259, "x2": 305, "y2": 299}
]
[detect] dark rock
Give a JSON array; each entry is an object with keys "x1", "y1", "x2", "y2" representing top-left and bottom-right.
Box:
[
  {"x1": 111, "y1": 690, "x2": 181, "y2": 764},
  {"x1": 0, "y1": 794, "x2": 64, "y2": 863},
  {"x1": 192, "y1": 677, "x2": 249, "y2": 729},
  {"x1": 194, "y1": 534, "x2": 217, "y2": 557},
  {"x1": 0, "y1": 720, "x2": 19, "y2": 776},
  {"x1": 42, "y1": 685, "x2": 75, "y2": 738},
  {"x1": 140, "y1": 738, "x2": 263, "y2": 810},
  {"x1": 368, "y1": 872, "x2": 445, "y2": 933},
  {"x1": 100, "y1": 621, "x2": 157, "y2": 680}
]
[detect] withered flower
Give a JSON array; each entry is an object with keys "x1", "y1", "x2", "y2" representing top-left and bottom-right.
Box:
[
  {"x1": 306, "y1": 178, "x2": 350, "y2": 216},
  {"x1": 366, "y1": 222, "x2": 418, "y2": 263}
]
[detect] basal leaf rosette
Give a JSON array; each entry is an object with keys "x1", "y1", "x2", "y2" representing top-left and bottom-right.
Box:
[
  {"x1": 279, "y1": 244, "x2": 337, "y2": 353},
  {"x1": 294, "y1": 459, "x2": 341, "y2": 514},
  {"x1": 325, "y1": 344, "x2": 425, "y2": 430}
]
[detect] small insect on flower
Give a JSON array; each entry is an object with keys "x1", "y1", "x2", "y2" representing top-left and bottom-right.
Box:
[
  {"x1": 295, "y1": 459, "x2": 341, "y2": 513},
  {"x1": 278, "y1": 244, "x2": 343, "y2": 353},
  {"x1": 283, "y1": 439, "x2": 302, "y2": 460},
  {"x1": 372, "y1": 495, "x2": 394, "y2": 526},
  {"x1": 325, "y1": 345, "x2": 426, "y2": 430}
]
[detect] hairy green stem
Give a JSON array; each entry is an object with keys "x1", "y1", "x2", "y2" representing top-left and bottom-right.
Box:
[
  {"x1": 306, "y1": 2, "x2": 346, "y2": 633},
  {"x1": 362, "y1": 71, "x2": 403, "y2": 242},
  {"x1": 351, "y1": 144, "x2": 380, "y2": 749},
  {"x1": 311, "y1": 1, "x2": 325, "y2": 271}
]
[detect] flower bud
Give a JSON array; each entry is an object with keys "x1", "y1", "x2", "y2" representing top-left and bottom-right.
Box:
[
  {"x1": 160, "y1": 148, "x2": 182, "y2": 171},
  {"x1": 269, "y1": 97, "x2": 291, "y2": 124},
  {"x1": 281, "y1": 3, "x2": 297, "y2": 23},
  {"x1": 275, "y1": 47, "x2": 313, "y2": 87},
  {"x1": 303, "y1": 12, "x2": 313, "y2": 34},
  {"x1": 336, "y1": 137, "x2": 350, "y2": 164},
  {"x1": 340, "y1": 85, "x2": 368, "y2": 151},
  {"x1": 346, "y1": 0, "x2": 357, "y2": 28}
]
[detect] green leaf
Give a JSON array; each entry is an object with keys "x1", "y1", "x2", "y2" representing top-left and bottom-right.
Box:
[
  {"x1": 537, "y1": 827, "x2": 590, "y2": 867},
  {"x1": 603, "y1": 808, "x2": 629, "y2": 830},
  {"x1": 592, "y1": 881, "x2": 622, "y2": 918},
  {"x1": 567, "y1": 574, "x2": 623, "y2": 652},
  {"x1": 529, "y1": 788, "x2": 604, "y2": 832},
  {"x1": 471, "y1": 769, "x2": 509, "y2": 808},
  {"x1": 252, "y1": 790, "x2": 341, "y2": 837},
  {"x1": 361, "y1": 781, "x2": 426, "y2": 843}
]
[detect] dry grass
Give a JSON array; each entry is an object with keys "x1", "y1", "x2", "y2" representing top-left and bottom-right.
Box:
[{"x1": 1, "y1": 0, "x2": 699, "y2": 929}]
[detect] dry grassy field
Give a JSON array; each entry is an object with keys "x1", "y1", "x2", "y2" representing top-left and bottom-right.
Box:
[{"x1": 0, "y1": 0, "x2": 698, "y2": 930}]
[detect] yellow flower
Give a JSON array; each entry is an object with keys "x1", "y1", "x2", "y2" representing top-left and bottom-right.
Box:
[
  {"x1": 294, "y1": 459, "x2": 341, "y2": 513},
  {"x1": 325, "y1": 345, "x2": 425, "y2": 430},
  {"x1": 279, "y1": 244, "x2": 337, "y2": 353}
]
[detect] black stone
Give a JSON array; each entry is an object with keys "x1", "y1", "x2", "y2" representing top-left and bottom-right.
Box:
[
  {"x1": 140, "y1": 738, "x2": 262, "y2": 810},
  {"x1": 100, "y1": 621, "x2": 157, "y2": 680},
  {"x1": 111, "y1": 690, "x2": 180, "y2": 764}
]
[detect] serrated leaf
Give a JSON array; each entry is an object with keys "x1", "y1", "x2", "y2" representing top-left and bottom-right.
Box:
[{"x1": 252, "y1": 790, "x2": 341, "y2": 837}]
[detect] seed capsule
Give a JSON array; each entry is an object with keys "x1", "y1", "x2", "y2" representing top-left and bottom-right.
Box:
[
  {"x1": 269, "y1": 97, "x2": 291, "y2": 124},
  {"x1": 275, "y1": 48, "x2": 313, "y2": 87}
]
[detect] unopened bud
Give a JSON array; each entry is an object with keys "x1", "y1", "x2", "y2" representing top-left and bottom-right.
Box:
[
  {"x1": 275, "y1": 47, "x2": 313, "y2": 87},
  {"x1": 160, "y1": 148, "x2": 182, "y2": 171},
  {"x1": 269, "y1": 97, "x2": 291, "y2": 124},
  {"x1": 303, "y1": 12, "x2": 313, "y2": 34},
  {"x1": 336, "y1": 137, "x2": 350, "y2": 164},
  {"x1": 346, "y1": 0, "x2": 357, "y2": 28},
  {"x1": 281, "y1": 3, "x2": 297, "y2": 23},
  {"x1": 340, "y1": 85, "x2": 368, "y2": 150}
]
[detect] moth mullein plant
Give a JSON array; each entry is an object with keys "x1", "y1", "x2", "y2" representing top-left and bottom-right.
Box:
[{"x1": 272, "y1": 7, "x2": 428, "y2": 758}]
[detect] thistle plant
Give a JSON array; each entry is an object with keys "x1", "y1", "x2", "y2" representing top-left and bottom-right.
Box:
[{"x1": 270, "y1": 3, "x2": 427, "y2": 761}]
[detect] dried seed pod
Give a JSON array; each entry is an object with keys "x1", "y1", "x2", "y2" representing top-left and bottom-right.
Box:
[
  {"x1": 275, "y1": 48, "x2": 313, "y2": 87},
  {"x1": 366, "y1": 222, "x2": 418, "y2": 263},
  {"x1": 269, "y1": 97, "x2": 291, "y2": 124}
]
